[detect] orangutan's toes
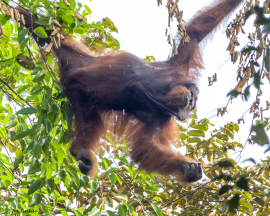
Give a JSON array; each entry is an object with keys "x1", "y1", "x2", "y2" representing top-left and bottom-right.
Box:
[
  {"x1": 70, "y1": 148, "x2": 93, "y2": 175},
  {"x1": 79, "y1": 160, "x2": 93, "y2": 175},
  {"x1": 182, "y1": 162, "x2": 202, "y2": 182}
]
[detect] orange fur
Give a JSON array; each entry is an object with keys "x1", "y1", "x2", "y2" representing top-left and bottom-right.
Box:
[{"x1": 17, "y1": 0, "x2": 243, "y2": 182}]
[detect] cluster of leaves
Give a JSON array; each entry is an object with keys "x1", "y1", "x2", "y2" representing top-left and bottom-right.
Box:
[
  {"x1": 0, "y1": 0, "x2": 270, "y2": 216},
  {"x1": 224, "y1": 0, "x2": 270, "y2": 146}
]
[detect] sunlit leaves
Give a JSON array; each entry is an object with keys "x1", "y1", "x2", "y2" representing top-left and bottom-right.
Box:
[
  {"x1": 114, "y1": 193, "x2": 128, "y2": 201},
  {"x1": 33, "y1": 27, "x2": 48, "y2": 38},
  {"x1": 239, "y1": 200, "x2": 252, "y2": 211},
  {"x1": 188, "y1": 130, "x2": 205, "y2": 137},
  {"x1": 102, "y1": 158, "x2": 109, "y2": 170},
  {"x1": 146, "y1": 185, "x2": 159, "y2": 192},
  {"x1": 151, "y1": 203, "x2": 163, "y2": 216},
  {"x1": 90, "y1": 23, "x2": 104, "y2": 32},
  {"x1": 117, "y1": 205, "x2": 127, "y2": 216},
  {"x1": 84, "y1": 5, "x2": 92, "y2": 16}
]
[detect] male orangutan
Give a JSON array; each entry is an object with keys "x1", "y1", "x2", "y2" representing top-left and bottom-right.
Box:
[{"x1": 17, "y1": 0, "x2": 243, "y2": 183}]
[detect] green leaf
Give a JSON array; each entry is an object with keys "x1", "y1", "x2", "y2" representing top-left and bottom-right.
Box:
[
  {"x1": 241, "y1": 46, "x2": 258, "y2": 53},
  {"x1": 187, "y1": 137, "x2": 201, "y2": 143},
  {"x1": 60, "y1": 210, "x2": 69, "y2": 216},
  {"x1": 32, "y1": 71, "x2": 45, "y2": 82},
  {"x1": 102, "y1": 158, "x2": 109, "y2": 170},
  {"x1": 125, "y1": 204, "x2": 134, "y2": 213},
  {"x1": 14, "y1": 155, "x2": 24, "y2": 168},
  {"x1": 20, "y1": 37, "x2": 29, "y2": 52},
  {"x1": 90, "y1": 24, "x2": 104, "y2": 31},
  {"x1": 239, "y1": 200, "x2": 252, "y2": 211},
  {"x1": 31, "y1": 86, "x2": 44, "y2": 95},
  {"x1": 57, "y1": 145, "x2": 64, "y2": 167},
  {"x1": 243, "y1": 85, "x2": 250, "y2": 101},
  {"x1": 107, "y1": 167, "x2": 120, "y2": 173},
  {"x1": 35, "y1": 20, "x2": 49, "y2": 25},
  {"x1": 16, "y1": 108, "x2": 38, "y2": 115},
  {"x1": 180, "y1": 132, "x2": 187, "y2": 140},
  {"x1": 227, "y1": 90, "x2": 241, "y2": 98},
  {"x1": 103, "y1": 31, "x2": 108, "y2": 42},
  {"x1": 253, "y1": 71, "x2": 261, "y2": 89},
  {"x1": 65, "y1": 199, "x2": 72, "y2": 208},
  {"x1": 229, "y1": 194, "x2": 240, "y2": 212},
  {"x1": 151, "y1": 203, "x2": 163, "y2": 216},
  {"x1": 188, "y1": 130, "x2": 205, "y2": 137},
  {"x1": 264, "y1": 48, "x2": 270, "y2": 72},
  {"x1": 217, "y1": 158, "x2": 235, "y2": 168},
  {"x1": 236, "y1": 177, "x2": 249, "y2": 191},
  {"x1": 146, "y1": 185, "x2": 159, "y2": 192},
  {"x1": 28, "y1": 180, "x2": 43, "y2": 195},
  {"x1": 88, "y1": 207, "x2": 100, "y2": 216},
  {"x1": 216, "y1": 132, "x2": 229, "y2": 141},
  {"x1": 114, "y1": 193, "x2": 128, "y2": 201},
  {"x1": 5, "y1": 120, "x2": 17, "y2": 129},
  {"x1": 30, "y1": 193, "x2": 42, "y2": 206},
  {"x1": 33, "y1": 26, "x2": 48, "y2": 38},
  {"x1": 18, "y1": 28, "x2": 29, "y2": 44},
  {"x1": 106, "y1": 210, "x2": 117, "y2": 216},
  {"x1": 83, "y1": 204, "x2": 96, "y2": 215},
  {"x1": 219, "y1": 185, "x2": 233, "y2": 195},
  {"x1": 117, "y1": 205, "x2": 127, "y2": 216},
  {"x1": 28, "y1": 160, "x2": 41, "y2": 174},
  {"x1": 108, "y1": 173, "x2": 117, "y2": 186},
  {"x1": 46, "y1": 162, "x2": 53, "y2": 179},
  {"x1": 84, "y1": 5, "x2": 92, "y2": 15},
  {"x1": 74, "y1": 27, "x2": 84, "y2": 34},
  {"x1": 46, "y1": 178, "x2": 55, "y2": 194},
  {"x1": 13, "y1": 130, "x2": 33, "y2": 140},
  {"x1": 243, "y1": 192, "x2": 252, "y2": 201},
  {"x1": 250, "y1": 124, "x2": 269, "y2": 145}
]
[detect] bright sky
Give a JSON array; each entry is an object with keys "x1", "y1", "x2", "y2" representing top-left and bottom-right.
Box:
[{"x1": 86, "y1": 0, "x2": 270, "y2": 165}]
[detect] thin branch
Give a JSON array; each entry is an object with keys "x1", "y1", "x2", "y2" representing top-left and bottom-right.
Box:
[
  {"x1": 0, "y1": 86, "x2": 23, "y2": 107},
  {"x1": 0, "y1": 138, "x2": 13, "y2": 163},
  {"x1": 0, "y1": 160, "x2": 22, "y2": 183},
  {"x1": 38, "y1": 47, "x2": 62, "y2": 87},
  {"x1": 83, "y1": 187, "x2": 100, "y2": 205},
  {"x1": 0, "y1": 77, "x2": 34, "y2": 108}
]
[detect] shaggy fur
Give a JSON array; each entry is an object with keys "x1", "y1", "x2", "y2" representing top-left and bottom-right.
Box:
[{"x1": 18, "y1": 0, "x2": 243, "y2": 182}]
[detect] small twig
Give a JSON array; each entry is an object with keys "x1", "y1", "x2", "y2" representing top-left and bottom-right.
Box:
[
  {"x1": 0, "y1": 56, "x2": 18, "y2": 62},
  {"x1": 83, "y1": 187, "x2": 101, "y2": 205},
  {"x1": 0, "y1": 86, "x2": 23, "y2": 107},
  {"x1": 0, "y1": 160, "x2": 22, "y2": 183},
  {"x1": 0, "y1": 77, "x2": 34, "y2": 108},
  {"x1": 0, "y1": 138, "x2": 13, "y2": 163},
  {"x1": 38, "y1": 48, "x2": 62, "y2": 87}
]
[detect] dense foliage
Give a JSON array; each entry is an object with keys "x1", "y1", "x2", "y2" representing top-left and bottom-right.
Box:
[{"x1": 0, "y1": 0, "x2": 269, "y2": 215}]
